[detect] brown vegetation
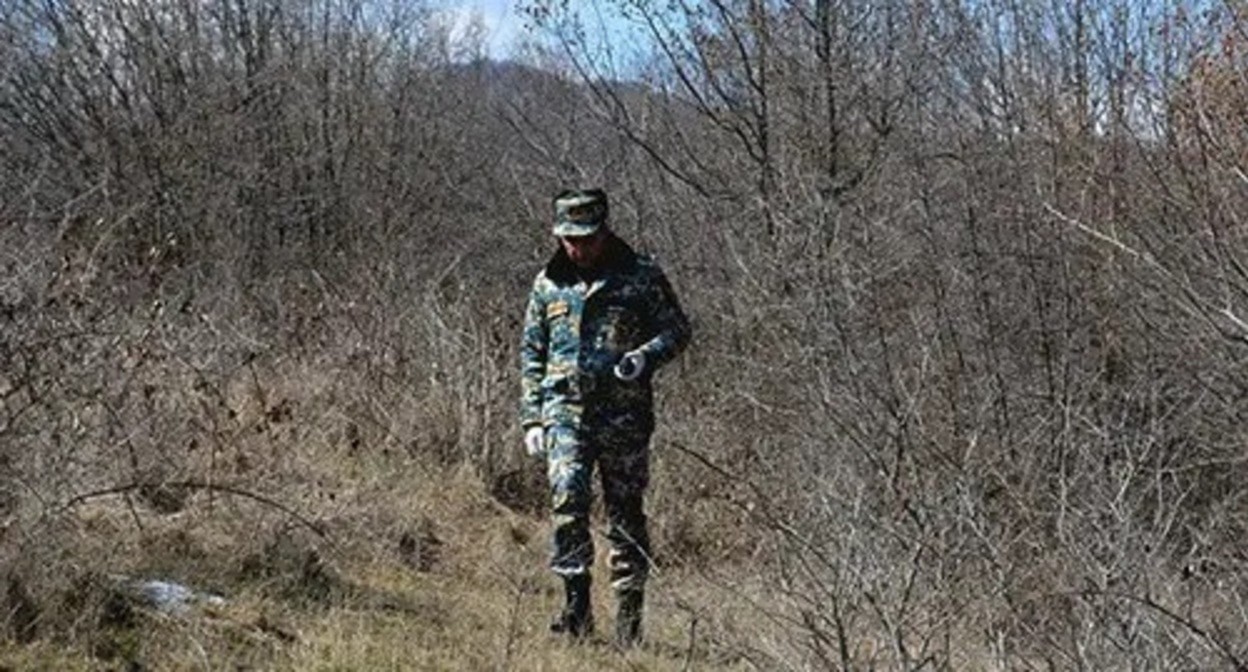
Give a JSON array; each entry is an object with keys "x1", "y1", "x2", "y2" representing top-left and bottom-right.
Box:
[{"x1": 2, "y1": 0, "x2": 1248, "y2": 669}]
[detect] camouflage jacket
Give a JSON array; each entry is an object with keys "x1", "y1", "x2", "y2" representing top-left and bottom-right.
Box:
[{"x1": 520, "y1": 236, "x2": 691, "y2": 432}]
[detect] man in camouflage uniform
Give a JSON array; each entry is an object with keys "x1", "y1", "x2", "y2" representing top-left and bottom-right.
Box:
[{"x1": 519, "y1": 188, "x2": 691, "y2": 646}]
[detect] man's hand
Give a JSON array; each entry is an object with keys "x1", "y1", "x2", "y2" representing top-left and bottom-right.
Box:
[
  {"x1": 614, "y1": 350, "x2": 647, "y2": 382},
  {"x1": 524, "y1": 426, "x2": 545, "y2": 458}
]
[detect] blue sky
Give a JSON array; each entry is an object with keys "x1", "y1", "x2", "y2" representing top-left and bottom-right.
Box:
[
  {"x1": 433, "y1": 0, "x2": 644, "y2": 63},
  {"x1": 433, "y1": 0, "x2": 525, "y2": 59}
]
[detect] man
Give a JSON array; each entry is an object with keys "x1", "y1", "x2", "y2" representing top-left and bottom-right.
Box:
[{"x1": 519, "y1": 188, "x2": 691, "y2": 647}]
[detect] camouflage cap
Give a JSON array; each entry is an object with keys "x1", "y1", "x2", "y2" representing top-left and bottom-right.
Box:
[{"x1": 552, "y1": 189, "x2": 608, "y2": 237}]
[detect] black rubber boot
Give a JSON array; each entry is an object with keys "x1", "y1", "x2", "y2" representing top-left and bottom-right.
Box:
[
  {"x1": 550, "y1": 574, "x2": 593, "y2": 640},
  {"x1": 614, "y1": 588, "x2": 644, "y2": 648}
]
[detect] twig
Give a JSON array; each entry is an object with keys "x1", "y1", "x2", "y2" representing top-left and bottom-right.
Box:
[
  {"x1": 59, "y1": 480, "x2": 328, "y2": 538},
  {"x1": 683, "y1": 612, "x2": 699, "y2": 672},
  {"x1": 122, "y1": 491, "x2": 145, "y2": 533},
  {"x1": 495, "y1": 563, "x2": 529, "y2": 671},
  {"x1": 1046, "y1": 202, "x2": 1248, "y2": 344},
  {"x1": 1043, "y1": 202, "x2": 1152, "y2": 265},
  {"x1": 1088, "y1": 588, "x2": 1246, "y2": 670}
]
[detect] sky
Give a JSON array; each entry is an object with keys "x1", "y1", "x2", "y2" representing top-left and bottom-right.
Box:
[
  {"x1": 432, "y1": 0, "x2": 525, "y2": 60},
  {"x1": 432, "y1": 0, "x2": 645, "y2": 64}
]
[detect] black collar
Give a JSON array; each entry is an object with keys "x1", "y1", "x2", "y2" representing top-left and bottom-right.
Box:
[{"x1": 545, "y1": 235, "x2": 638, "y2": 285}]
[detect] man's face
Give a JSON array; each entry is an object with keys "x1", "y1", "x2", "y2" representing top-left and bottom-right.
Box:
[{"x1": 560, "y1": 228, "x2": 609, "y2": 269}]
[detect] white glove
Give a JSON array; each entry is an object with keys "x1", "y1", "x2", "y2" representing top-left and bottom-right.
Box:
[
  {"x1": 614, "y1": 350, "x2": 647, "y2": 382},
  {"x1": 524, "y1": 426, "x2": 545, "y2": 458}
]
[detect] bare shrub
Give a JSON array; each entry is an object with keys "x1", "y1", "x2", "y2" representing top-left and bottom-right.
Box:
[
  {"x1": 4, "y1": 0, "x2": 1248, "y2": 668},
  {"x1": 522, "y1": 0, "x2": 1248, "y2": 668}
]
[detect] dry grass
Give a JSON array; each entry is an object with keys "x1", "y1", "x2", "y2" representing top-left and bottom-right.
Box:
[
  {"x1": 3, "y1": 298, "x2": 1243, "y2": 669},
  {"x1": 1, "y1": 434, "x2": 751, "y2": 671}
]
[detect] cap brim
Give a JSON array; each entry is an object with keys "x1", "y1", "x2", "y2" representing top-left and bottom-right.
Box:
[{"x1": 552, "y1": 221, "x2": 601, "y2": 237}]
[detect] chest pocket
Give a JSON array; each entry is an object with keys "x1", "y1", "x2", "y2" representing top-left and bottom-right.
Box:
[
  {"x1": 545, "y1": 297, "x2": 582, "y2": 357},
  {"x1": 601, "y1": 304, "x2": 644, "y2": 352}
]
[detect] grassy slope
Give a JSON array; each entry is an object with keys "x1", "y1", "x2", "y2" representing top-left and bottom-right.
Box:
[{"x1": 0, "y1": 456, "x2": 752, "y2": 671}]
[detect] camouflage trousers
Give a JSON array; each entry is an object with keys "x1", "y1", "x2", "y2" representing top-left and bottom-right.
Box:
[{"x1": 545, "y1": 422, "x2": 652, "y2": 593}]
